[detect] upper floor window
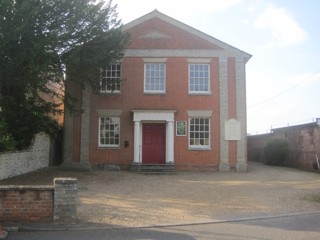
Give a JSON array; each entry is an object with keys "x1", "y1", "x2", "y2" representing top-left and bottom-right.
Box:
[
  {"x1": 144, "y1": 63, "x2": 166, "y2": 93},
  {"x1": 101, "y1": 64, "x2": 121, "y2": 93},
  {"x1": 189, "y1": 64, "x2": 210, "y2": 94}
]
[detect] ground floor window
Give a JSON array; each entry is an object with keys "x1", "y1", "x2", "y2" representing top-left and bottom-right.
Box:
[
  {"x1": 189, "y1": 117, "x2": 210, "y2": 149},
  {"x1": 99, "y1": 117, "x2": 120, "y2": 147}
]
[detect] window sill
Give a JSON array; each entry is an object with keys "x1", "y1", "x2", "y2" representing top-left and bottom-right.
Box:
[
  {"x1": 143, "y1": 92, "x2": 166, "y2": 95},
  {"x1": 97, "y1": 146, "x2": 120, "y2": 150},
  {"x1": 188, "y1": 92, "x2": 211, "y2": 96},
  {"x1": 99, "y1": 92, "x2": 121, "y2": 95},
  {"x1": 188, "y1": 147, "x2": 212, "y2": 151}
]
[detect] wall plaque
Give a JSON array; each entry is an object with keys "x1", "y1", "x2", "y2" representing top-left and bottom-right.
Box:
[{"x1": 225, "y1": 119, "x2": 241, "y2": 140}]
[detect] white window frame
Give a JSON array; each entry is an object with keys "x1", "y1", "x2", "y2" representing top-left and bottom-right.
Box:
[
  {"x1": 100, "y1": 64, "x2": 121, "y2": 93},
  {"x1": 98, "y1": 117, "x2": 120, "y2": 148},
  {"x1": 188, "y1": 117, "x2": 211, "y2": 150},
  {"x1": 144, "y1": 63, "x2": 166, "y2": 94},
  {"x1": 188, "y1": 63, "x2": 210, "y2": 94}
]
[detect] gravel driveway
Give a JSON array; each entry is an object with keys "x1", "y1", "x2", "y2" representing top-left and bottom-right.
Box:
[{"x1": 1, "y1": 162, "x2": 320, "y2": 228}]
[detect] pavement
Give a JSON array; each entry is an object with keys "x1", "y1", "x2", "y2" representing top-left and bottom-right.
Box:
[
  {"x1": 1, "y1": 161, "x2": 320, "y2": 232},
  {"x1": 3, "y1": 211, "x2": 320, "y2": 232},
  {"x1": 6, "y1": 212, "x2": 320, "y2": 240}
]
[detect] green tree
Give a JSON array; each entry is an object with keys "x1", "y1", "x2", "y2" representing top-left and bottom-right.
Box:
[
  {"x1": 0, "y1": 112, "x2": 16, "y2": 151},
  {"x1": 264, "y1": 138, "x2": 289, "y2": 166},
  {"x1": 0, "y1": 0, "x2": 129, "y2": 150}
]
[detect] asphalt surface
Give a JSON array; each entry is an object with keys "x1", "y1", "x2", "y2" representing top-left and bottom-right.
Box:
[{"x1": 4, "y1": 212, "x2": 320, "y2": 240}]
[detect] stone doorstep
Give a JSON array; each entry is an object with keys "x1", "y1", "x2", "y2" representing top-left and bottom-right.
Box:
[{"x1": 130, "y1": 163, "x2": 175, "y2": 174}]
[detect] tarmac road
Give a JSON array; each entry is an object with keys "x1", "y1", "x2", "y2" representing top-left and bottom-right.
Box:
[{"x1": 6, "y1": 212, "x2": 320, "y2": 240}]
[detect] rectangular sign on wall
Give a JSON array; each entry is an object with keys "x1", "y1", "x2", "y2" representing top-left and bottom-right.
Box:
[{"x1": 225, "y1": 119, "x2": 241, "y2": 140}]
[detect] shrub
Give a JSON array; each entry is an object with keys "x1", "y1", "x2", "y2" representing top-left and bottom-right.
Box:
[
  {"x1": 0, "y1": 113, "x2": 16, "y2": 151},
  {"x1": 264, "y1": 138, "x2": 289, "y2": 166}
]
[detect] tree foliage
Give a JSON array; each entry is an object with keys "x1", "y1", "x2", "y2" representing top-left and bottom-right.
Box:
[
  {"x1": 0, "y1": 112, "x2": 16, "y2": 151},
  {"x1": 0, "y1": 0, "x2": 129, "y2": 150},
  {"x1": 264, "y1": 138, "x2": 289, "y2": 166}
]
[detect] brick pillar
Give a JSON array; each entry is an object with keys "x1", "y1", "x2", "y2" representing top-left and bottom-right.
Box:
[
  {"x1": 62, "y1": 80, "x2": 74, "y2": 166},
  {"x1": 219, "y1": 57, "x2": 230, "y2": 171},
  {"x1": 54, "y1": 178, "x2": 78, "y2": 224},
  {"x1": 79, "y1": 85, "x2": 91, "y2": 169},
  {"x1": 235, "y1": 58, "x2": 248, "y2": 172}
]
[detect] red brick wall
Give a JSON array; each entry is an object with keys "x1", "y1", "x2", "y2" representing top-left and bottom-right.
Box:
[
  {"x1": 69, "y1": 16, "x2": 243, "y2": 170},
  {"x1": 85, "y1": 56, "x2": 220, "y2": 169},
  {"x1": 0, "y1": 187, "x2": 53, "y2": 222}
]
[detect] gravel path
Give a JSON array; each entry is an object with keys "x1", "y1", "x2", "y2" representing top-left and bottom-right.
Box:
[{"x1": 1, "y1": 162, "x2": 320, "y2": 228}]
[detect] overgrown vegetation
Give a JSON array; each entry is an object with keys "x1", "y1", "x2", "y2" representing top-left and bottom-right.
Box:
[
  {"x1": 304, "y1": 194, "x2": 320, "y2": 203},
  {"x1": 264, "y1": 138, "x2": 289, "y2": 166},
  {"x1": 0, "y1": 0, "x2": 129, "y2": 151},
  {"x1": 0, "y1": 113, "x2": 16, "y2": 151},
  {"x1": 313, "y1": 194, "x2": 320, "y2": 203}
]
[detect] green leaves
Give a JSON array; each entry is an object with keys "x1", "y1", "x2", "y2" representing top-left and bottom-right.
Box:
[
  {"x1": 0, "y1": 0, "x2": 129, "y2": 150},
  {"x1": 264, "y1": 138, "x2": 289, "y2": 166}
]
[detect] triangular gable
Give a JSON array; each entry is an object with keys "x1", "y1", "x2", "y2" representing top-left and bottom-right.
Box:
[{"x1": 123, "y1": 10, "x2": 252, "y2": 62}]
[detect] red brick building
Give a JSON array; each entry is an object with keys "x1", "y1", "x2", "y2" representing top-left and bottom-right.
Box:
[{"x1": 62, "y1": 10, "x2": 251, "y2": 171}]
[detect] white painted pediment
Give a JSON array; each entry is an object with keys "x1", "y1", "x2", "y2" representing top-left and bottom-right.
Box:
[
  {"x1": 139, "y1": 30, "x2": 171, "y2": 39},
  {"x1": 123, "y1": 9, "x2": 252, "y2": 62}
]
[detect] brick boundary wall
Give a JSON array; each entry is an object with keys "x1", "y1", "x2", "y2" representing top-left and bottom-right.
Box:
[
  {"x1": 0, "y1": 185, "x2": 53, "y2": 222},
  {"x1": 248, "y1": 122, "x2": 320, "y2": 170},
  {"x1": 0, "y1": 178, "x2": 77, "y2": 223},
  {"x1": 0, "y1": 132, "x2": 52, "y2": 181}
]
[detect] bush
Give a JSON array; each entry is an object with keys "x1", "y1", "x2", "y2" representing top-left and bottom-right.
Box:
[
  {"x1": 264, "y1": 138, "x2": 289, "y2": 166},
  {"x1": 0, "y1": 113, "x2": 16, "y2": 151}
]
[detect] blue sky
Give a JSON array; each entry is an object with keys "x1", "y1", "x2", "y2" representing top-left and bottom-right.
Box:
[{"x1": 113, "y1": 0, "x2": 320, "y2": 134}]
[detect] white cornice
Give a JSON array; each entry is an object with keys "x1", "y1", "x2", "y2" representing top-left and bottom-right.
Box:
[{"x1": 125, "y1": 49, "x2": 249, "y2": 62}]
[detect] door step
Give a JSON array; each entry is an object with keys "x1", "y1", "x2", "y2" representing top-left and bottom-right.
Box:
[{"x1": 130, "y1": 163, "x2": 175, "y2": 174}]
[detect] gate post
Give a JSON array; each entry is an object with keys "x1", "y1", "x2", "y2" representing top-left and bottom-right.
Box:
[{"x1": 54, "y1": 178, "x2": 78, "y2": 224}]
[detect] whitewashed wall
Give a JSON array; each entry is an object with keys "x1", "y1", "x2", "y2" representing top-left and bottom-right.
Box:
[{"x1": 0, "y1": 132, "x2": 51, "y2": 180}]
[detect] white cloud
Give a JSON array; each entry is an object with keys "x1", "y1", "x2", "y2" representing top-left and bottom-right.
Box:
[{"x1": 254, "y1": 5, "x2": 308, "y2": 47}]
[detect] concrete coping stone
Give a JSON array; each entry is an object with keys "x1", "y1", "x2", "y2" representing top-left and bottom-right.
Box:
[
  {"x1": 54, "y1": 178, "x2": 77, "y2": 184},
  {"x1": 0, "y1": 185, "x2": 53, "y2": 191}
]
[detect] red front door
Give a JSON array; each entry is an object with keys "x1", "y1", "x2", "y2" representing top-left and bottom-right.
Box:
[{"x1": 142, "y1": 124, "x2": 166, "y2": 164}]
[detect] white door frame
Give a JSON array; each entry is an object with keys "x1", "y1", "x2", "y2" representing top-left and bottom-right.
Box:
[{"x1": 132, "y1": 110, "x2": 176, "y2": 164}]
